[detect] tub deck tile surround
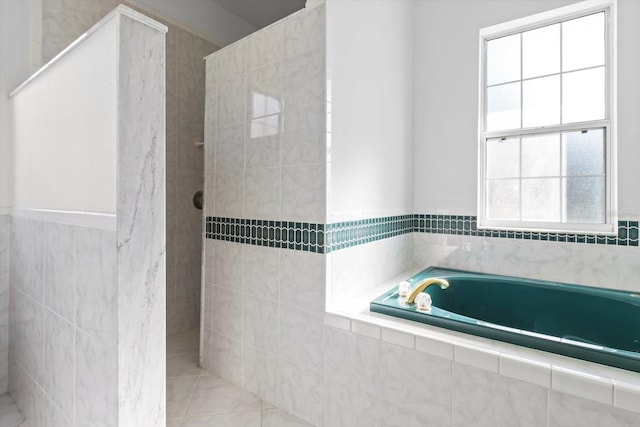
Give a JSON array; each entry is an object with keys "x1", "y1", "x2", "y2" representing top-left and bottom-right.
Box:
[{"x1": 324, "y1": 308, "x2": 640, "y2": 421}]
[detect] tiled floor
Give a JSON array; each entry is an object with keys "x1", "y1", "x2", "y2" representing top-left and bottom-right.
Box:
[
  {"x1": 0, "y1": 394, "x2": 30, "y2": 427},
  {"x1": 167, "y1": 329, "x2": 312, "y2": 427}
]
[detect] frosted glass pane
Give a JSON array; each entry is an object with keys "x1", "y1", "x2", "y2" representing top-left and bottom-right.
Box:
[
  {"x1": 522, "y1": 133, "x2": 560, "y2": 177},
  {"x1": 562, "y1": 12, "x2": 605, "y2": 72},
  {"x1": 523, "y1": 75, "x2": 560, "y2": 128},
  {"x1": 522, "y1": 178, "x2": 560, "y2": 221},
  {"x1": 487, "y1": 137, "x2": 519, "y2": 178},
  {"x1": 523, "y1": 23, "x2": 560, "y2": 79},
  {"x1": 487, "y1": 179, "x2": 520, "y2": 220},
  {"x1": 487, "y1": 82, "x2": 521, "y2": 131},
  {"x1": 487, "y1": 34, "x2": 521, "y2": 85},
  {"x1": 562, "y1": 67, "x2": 605, "y2": 123},
  {"x1": 562, "y1": 129, "x2": 604, "y2": 176},
  {"x1": 563, "y1": 177, "x2": 605, "y2": 223}
]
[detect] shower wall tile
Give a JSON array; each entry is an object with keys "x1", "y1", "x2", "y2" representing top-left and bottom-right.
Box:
[
  {"x1": 281, "y1": 163, "x2": 326, "y2": 223},
  {"x1": 11, "y1": 287, "x2": 44, "y2": 386},
  {"x1": 243, "y1": 245, "x2": 279, "y2": 302},
  {"x1": 214, "y1": 168, "x2": 245, "y2": 217},
  {"x1": 247, "y1": 22, "x2": 283, "y2": 70},
  {"x1": 281, "y1": 107, "x2": 325, "y2": 166},
  {"x1": 216, "y1": 40, "x2": 246, "y2": 82},
  {"x1": 245, "y1": 132, "x2": 280, "y2": 168},
  {"x1": 9, "y1": 218, "x2": 121, "y2": 427},
  {"x1": 216, "y1": 125, "x2": 245, "y2": 171},
  {"x1": 11, "y1": 218, "x2": 43, "y2": 303},
  {"x1": 212, "y1": 240, "x2": 243, "y2": 289},
  {"x1": 75, "y1": 226, "x2": 117, "y2": 348},
  {"x1": 219, "y1": 76, "x2": 247, "y2": 128},
  {"x1": 43, "y1": 311, "x2": 74, "y2": 421},
  {"x1": 282, "y1": 54, "x2": 325, "y2": 112},
  {"x1": 43, "y1": 223, "x2": 75, "y2": 323},
  {"x1": 203, "y1": 5, "x2": 327, "y2": 425},
  {"x1": 244, "y1": 167, "x2": 281, "y2": 219},
  {"x1": 75, "y1": 329, "x2": 117, "y2": 427},
  {"x1": 43, "y1": 394, "x2": 72, "y2": 427},
  {"x1": 279, "y1": 250, "x2": 325, "y2": 313},
  {"x1": 283, "y1": 5, "x2": 325, "y2": 58},
  {"x1": 243, "y1": 296, "x2": 279, "y2": 352},
  {"x1": 242, "y1": 344, "x2": 279, "y2": 405},
  {"x1": 209, "y1": 331, "x2": 242, "y2": 385},
  {"x1": 211, "y1": 286, "x2": 243, "y2": 339}
]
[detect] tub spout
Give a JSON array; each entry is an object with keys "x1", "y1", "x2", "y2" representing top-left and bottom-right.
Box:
[{"x1": 406, "y1": 278, "x2": 449, "y2": 304}]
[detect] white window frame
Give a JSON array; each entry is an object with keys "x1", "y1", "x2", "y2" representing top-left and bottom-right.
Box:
[{"x1": 477, "y1": 0, "x2": 617, "y2": 235}]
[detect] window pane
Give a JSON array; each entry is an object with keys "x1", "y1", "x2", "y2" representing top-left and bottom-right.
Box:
[
  {"x1": 562, "y1": 67, "x2": 605, "y2": 123},
  {"x1": 487, "y1": 137, "x2": 519, "y2": 178},
  {"x1": 563, "y1": 177, "x2": 605, "y2": 223},
  {"x1": 487, "y1": 179, "x2": 520, "y2": 220},
  {"x1": 487, "y1": 34, "x2": 521, "y2": 85},
  {"x1": 562, "y1": 129, "x2": 605, "y2": 176},
  {"x1": 523, "y1": 75, "x2": 560, "y2": 128},
  {"x1": 562, "y1": 12, "x2": 605, "y2": 72},
  {"x1": 523, "y1": 23, "x2": 560, "y2": 79},
  {"x1": 487, "y1": 82, "x2": 521, "y2": 131},
  {"x1": 522, "y1": 133, "x2": 560, "y2": 177},
  {"x1": 522, "y1": 178, "x2": 560, "y2": 221}
]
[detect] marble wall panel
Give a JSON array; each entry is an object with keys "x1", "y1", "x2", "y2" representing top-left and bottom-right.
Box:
[{"x1": 116, "y1": 12, "x2": 166, "y2": 426}]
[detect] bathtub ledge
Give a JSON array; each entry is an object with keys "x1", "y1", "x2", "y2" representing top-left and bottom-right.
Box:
[{"x1": 325, "y1": 301, "x2": 640, "y2": 414}]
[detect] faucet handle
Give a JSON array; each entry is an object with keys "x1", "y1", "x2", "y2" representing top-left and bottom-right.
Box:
[
  {"x1": 415, "y1": 293, "x2": 432, "y2": 311},
  {"x1": 397, "y1": 281, "x2": 412, "y2": 297}
]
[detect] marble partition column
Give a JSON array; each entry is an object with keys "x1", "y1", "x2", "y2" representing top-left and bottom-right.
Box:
[
  {"x1": 116, "y1": 12, "x2": 166, "y2": 426},
  {"x1": 9, "y1": 6, "x2": 166, "y2": 426}
]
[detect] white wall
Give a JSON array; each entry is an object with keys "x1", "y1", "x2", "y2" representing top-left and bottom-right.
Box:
[
  {"x1": 413, "y1": 0, "x2": 614, "y2": 215},
  {"x1": 0, "y1": 0, "x2": 32, "y2": 210},
  {"x1": 132, "y1": 0, "x2": 256, "y2": 45},
  {"x1": 327, "y1": 0, "x2": 414, "y2": 221},
  {"x1": 12, "y1": 20, "x2": 118, "y2": 214}
]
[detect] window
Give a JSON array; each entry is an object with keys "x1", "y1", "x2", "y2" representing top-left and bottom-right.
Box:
[{"x1": 478, "y1": 1, "x2": 617, "y2": 234}]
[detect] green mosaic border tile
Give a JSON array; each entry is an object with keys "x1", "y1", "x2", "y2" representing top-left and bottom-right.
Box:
[
  {"x1": 413, "y1": 215, "x2": 639, "y2": 247},
  {"x1": 205, "y1": 215, "x2": 638, "y2": 252},
  {"x1": 325, "y1": 215, "x2": 414, "y2": 251},
  {"x1": 205, "y1": 217, "x2": 325, "y2": 253}
]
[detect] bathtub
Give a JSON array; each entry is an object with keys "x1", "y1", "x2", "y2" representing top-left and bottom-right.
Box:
[{"x1": 370, "y1": 266, "x2": 640, "y2": 373}]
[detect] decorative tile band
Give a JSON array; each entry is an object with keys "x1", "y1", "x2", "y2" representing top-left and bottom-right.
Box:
[
  {"x1": 205, "y1": 217, "x2": 326, "y2": 253},
  {"x1": 205, "y1": 215, "x2": 639, "y2": 252},
  {"x1": 326, "y1": 215, "x2": 414, "y2": 252},
  {"x1": 414, "y1": 215, "x2": 639, "y2": 247}
]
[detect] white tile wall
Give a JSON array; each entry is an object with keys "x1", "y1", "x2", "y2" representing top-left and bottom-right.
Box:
[
  {"x1": 201, "y1": 2, "x2": 640, "y2": 426},
  {"x1": 10, "y1": 217, "x2": 118, "y2": 426}
]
